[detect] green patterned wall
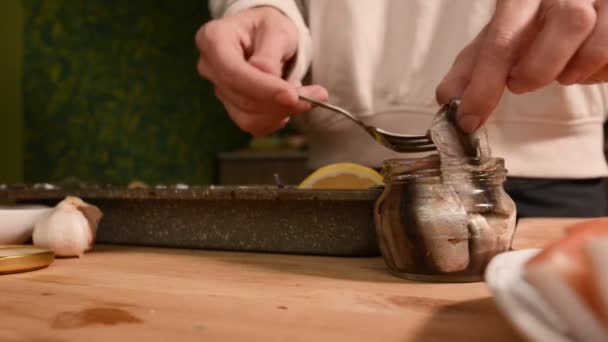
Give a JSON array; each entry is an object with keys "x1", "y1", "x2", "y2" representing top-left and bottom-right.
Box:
[
  {"x1": 23, "y1": 0, "x2": 249, "y2": 185},
  {"x1": 0, "y1": 1, "x2": 23, "y2": 183}
]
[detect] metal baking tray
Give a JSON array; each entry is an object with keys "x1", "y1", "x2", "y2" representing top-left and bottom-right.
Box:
[{"x1": 0, "y1": 184, "x2": 382, "y2": 256}]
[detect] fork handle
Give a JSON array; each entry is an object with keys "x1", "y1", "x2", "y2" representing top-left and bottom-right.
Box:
[{"x1": 298, "y1": 95, "x2": 363, "y2": 127}]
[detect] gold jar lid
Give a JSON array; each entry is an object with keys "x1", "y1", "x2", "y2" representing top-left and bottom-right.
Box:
[{"x1": 0, "y1": 245, "x2": 54, "y2": 274}]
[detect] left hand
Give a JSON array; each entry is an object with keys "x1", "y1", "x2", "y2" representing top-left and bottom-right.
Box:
[{"x1": 437, "y1": 0, "x2": 608, "y2": 133}]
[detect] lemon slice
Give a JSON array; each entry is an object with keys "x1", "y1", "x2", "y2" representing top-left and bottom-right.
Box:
[{"x1": 298, "y1": 163, "x2": 384, "y2": 189}]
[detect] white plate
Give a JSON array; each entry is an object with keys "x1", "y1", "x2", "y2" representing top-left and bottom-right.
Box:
[
  {"x1": 0, "y1": 205, "x2": 52, "y2": 244},
  {"x1": 485, "y1": 249, "x2": 574, "y2": 342}
]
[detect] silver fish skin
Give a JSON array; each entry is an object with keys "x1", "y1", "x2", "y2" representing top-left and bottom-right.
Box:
[
  {"x1": 428, "y1": 99, "x2": 491, "y2": 160},
  {"x1": 428, "y1": 99, "x2": 499, "y2": 214}
]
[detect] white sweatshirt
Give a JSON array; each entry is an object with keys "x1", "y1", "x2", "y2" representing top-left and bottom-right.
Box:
[{"x1": 210, "y1": 0, "x2": 608, "y2": 178}]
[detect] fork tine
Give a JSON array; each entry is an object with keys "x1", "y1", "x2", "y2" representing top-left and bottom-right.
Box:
[
  {"x1": 392, "y1": 143, "x2": 435, "y2": 149},
  {"x1": 394, "y1": 145, "x2": 437, "y2": 153},
  {"x1": 375, "y1": 129, "x2": 430, "y2": 140},
  {"x1": 384, "y1": 136, "x2": 436, "y2": 152},
  {"x1": 392, "y1": 143, "x2": 436, "y2": 152},
  {"x1": 389, "y1": 136, "x2": 433, "y2": 144},
  {"x1": 383, "y1": 135, "x2": 433, "y2": 146},
  {"x1": 375, "y1": 132, "x2": 436, "y2": 153},
  {"x1": 392, "y1": 141, "x2": 436, "y2": 149}
]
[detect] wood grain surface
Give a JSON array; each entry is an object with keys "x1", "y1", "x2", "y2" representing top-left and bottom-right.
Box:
[{"x1": 0, "y1": 218, "x2": 584, "y2": 342}]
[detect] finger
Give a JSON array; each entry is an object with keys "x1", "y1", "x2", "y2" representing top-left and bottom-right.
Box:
[
  {"x1": 297, "y1": 84, "x2": 329, "y2": 102},
  {"x1": 197, "y1": 54, "x2": 217, "y2": 81},
  {"x1": 216, "y1": 85, "x2": 312, "y2": 117},
  {"x1": 215, "y1": 87, "x2": 268, "y2": 115},
  {"x1": 509, "y1": 0, "x2": 596, "y2": 93},
  {"x1": 216, "y1": 91, "x2": 288, "y2": 137},
  {"x1": 459, "y1": 0, "x2": 541, "y2": 133},
  {"x1": 200, "y1": 23, "x2": 300, "y2": 108},
  {"x1": 436, "y1": 28, "x2": 485, "y2": 105},
  {"x1": 248, "y1": 15, "x2": 298, "y2": 77},
  {"x1": 559, "y1": 0, "x2": 608, "y2": 84},
  {"x1": 195, "y1": 21, "x2": 230, "y2": 81},
  {"x1": 288, "y1": 80, "x2": 330, "y2": 105},
  {"x1": 579, "y1": 65, "x2": 608, "y2": 83}
]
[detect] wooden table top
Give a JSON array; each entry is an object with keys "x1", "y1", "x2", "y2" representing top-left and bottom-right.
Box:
[{"x1": 0, "y1": 218, "x2": 583, "y2": 342}]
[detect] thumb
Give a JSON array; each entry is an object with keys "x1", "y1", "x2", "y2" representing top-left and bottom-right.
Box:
[{"x1": 248, "y1": 21, "x2": 298, "y2": 77}]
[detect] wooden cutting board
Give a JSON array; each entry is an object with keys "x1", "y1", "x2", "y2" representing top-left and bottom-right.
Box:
[{"x1": 0, "y1": 218, "x2": 584, "y2": 342}]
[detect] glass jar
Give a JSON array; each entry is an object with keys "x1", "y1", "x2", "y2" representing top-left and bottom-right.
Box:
[{"x1": 374, "y1": 155, "x2": 517, "y2": 282}]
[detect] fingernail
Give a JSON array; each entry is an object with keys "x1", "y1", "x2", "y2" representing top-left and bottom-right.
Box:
[
  {"x1": 274, "y1": 90, "x2": 296, "y2": 106},
  {"x1": 298, "y1": 85, "x2": 329, "y2": 101},
  {"x1": 458, "y1": 114, "x2": 481, "y2": 133}
]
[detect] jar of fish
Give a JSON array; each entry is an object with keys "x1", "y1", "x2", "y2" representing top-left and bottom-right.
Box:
[{"x1": 374, "y1": 154, "x2": 517, "y2": 282}]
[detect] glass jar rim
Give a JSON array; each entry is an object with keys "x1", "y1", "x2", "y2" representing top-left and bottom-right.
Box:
[
  {"x1": 383, "y1": 155, "x2": 504, "y2": 165},
  {"x1": 381, "y1": 155, "x2": 507, "y2": 183}
]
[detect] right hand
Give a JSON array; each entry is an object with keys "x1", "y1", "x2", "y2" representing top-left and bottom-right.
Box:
[
  {"x1": 196, "y1": 7, "x2": 328, "y2": 136},
  {"x1": 437, "y1": 0, "x2": 608, "y2": 133}
]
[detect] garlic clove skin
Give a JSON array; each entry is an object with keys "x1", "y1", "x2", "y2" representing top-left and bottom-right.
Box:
[
  {"x1": 33, "y1": 207, "x2": 90, "y2": 257},
  {"x1": 33, "y1": 196, "x2": 103, "y2": 257}
]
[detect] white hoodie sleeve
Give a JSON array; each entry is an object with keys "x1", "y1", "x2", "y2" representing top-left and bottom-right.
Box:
[{"x1": 208, "y1": 0, "x2": 312, "y2": 83}]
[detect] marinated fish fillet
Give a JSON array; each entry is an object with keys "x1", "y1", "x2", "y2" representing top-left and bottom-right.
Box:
[
  {"x1": 411, "y1": 183, "x2": 470, "y2": 273},
  {"x1": 467, "y1": 213, "x2": 505, "y2": 273},
  {"x1": 424, "y1": 99, "x2": 510, "y2": 274},
  {"x1": 429, "y1": 99, "x2": 501, "y2": 214},
  {"x1": 428, "y1": 99, "x2": 491, "y2": 160}
]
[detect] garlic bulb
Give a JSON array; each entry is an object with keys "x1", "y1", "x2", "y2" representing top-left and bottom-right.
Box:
[{"x1": 33, "y1": 196, "x2": 103, "y2": 257}]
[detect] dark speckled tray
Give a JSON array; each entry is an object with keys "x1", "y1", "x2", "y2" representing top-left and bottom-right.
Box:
[{"x1": 0, "y1": 185, "x2": 383, "y2": 256}]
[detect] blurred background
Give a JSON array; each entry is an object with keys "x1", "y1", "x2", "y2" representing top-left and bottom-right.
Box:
[
  {"x1": 1, "y1": 0, "x2": 308, "y2": 187},
  {"x1": 3, "y1": 1, "x2": 607, "y2": 187}
]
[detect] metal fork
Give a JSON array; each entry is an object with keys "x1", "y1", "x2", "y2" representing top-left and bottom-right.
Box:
[{"x1": 298, "y1": 95, "x2": 436, "y2": 153}]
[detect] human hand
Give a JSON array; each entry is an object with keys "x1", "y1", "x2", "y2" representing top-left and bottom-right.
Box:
[
  {"x1": 196, "y1": 7, "x2": 328, "y2": 136},
  {"x1": 437, "y1": 0, "x2": 607, "y2": 132}
]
